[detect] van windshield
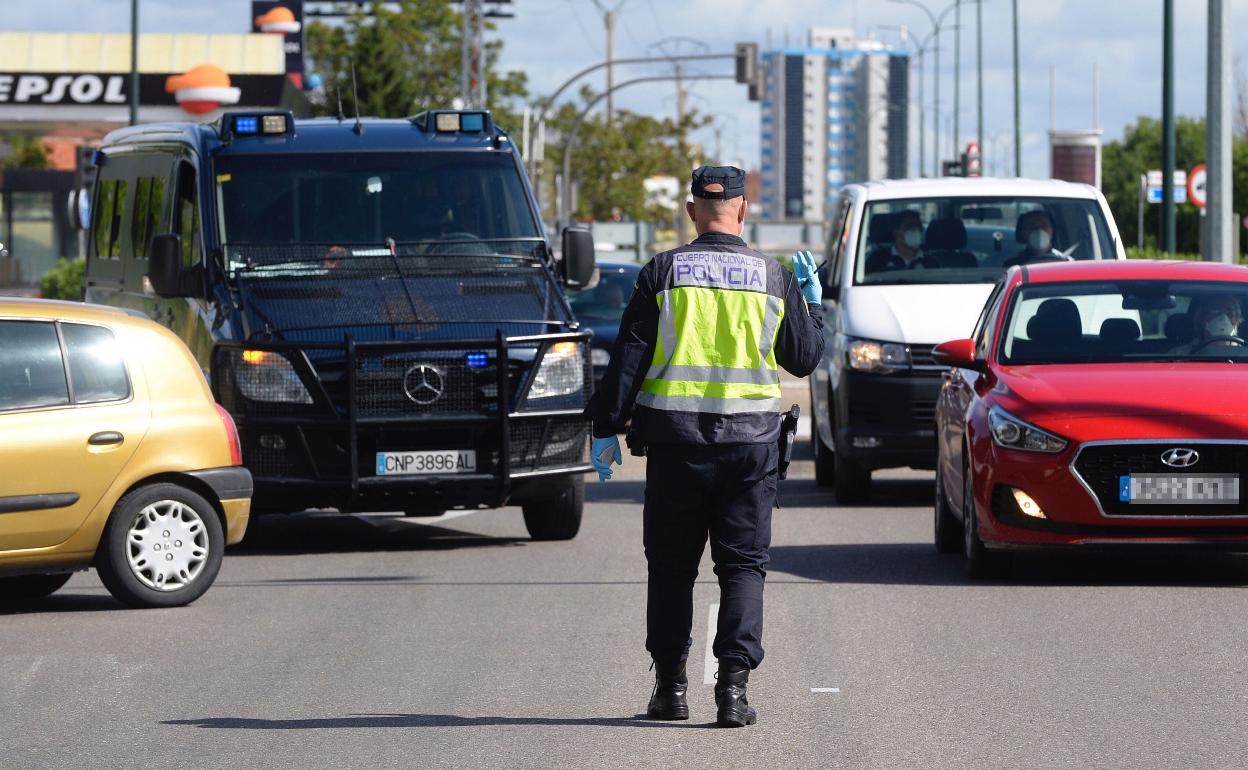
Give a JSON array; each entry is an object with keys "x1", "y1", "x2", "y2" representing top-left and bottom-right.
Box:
[
  {"x1": 214, "y1": 151, "x2": 541, "y2": 267},
  {"x1": 853, "y1": 196, "x2": 1115, "y2": 286}
]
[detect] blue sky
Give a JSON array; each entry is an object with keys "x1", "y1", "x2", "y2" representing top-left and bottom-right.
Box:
[{"x1": 5, "y1": 0, "x2": 1247, "y2": 179}]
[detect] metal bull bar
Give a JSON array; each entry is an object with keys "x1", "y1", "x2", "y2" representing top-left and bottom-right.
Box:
[{"x1": 211, "y1": 329, "x2": 593, "y2": 508}]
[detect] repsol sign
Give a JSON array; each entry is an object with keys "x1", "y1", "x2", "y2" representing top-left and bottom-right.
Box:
[{"x1": 0, "y1": 74, "x2": 127, "y2": 104}]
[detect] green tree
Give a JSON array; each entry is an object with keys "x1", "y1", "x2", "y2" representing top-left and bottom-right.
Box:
[
  {"x1": 0, "y1": 135, "x2": 47, "y2": 168},
  {"x1": 305, "y1": 0, "x2": 527, "y2": 129},
  {"x1": 1103, "y1": 116, "x2": 1248, "y2": 255},
  {"x1": 539, "y1": 87, "x2": 710, "y2": 222}
]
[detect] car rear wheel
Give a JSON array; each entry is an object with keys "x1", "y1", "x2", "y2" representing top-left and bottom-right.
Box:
[
  {"x1": 522, "y1": 476, "x2": 584, "y2": 541},
  {"x1": 96, "y1": 483, "x2": 225, "y2": 608},
  {"x1": 934, "y1": 468, "x2": 962, "y2": 553},
  {"x1": 0, "y1": 573, "x2": 73, "y2": 602},
  {"x1": 963, "y1": 464, "x2": 1009, "y2": 578}
]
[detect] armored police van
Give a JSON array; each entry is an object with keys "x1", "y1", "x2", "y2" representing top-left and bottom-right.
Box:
[{"x1": 82, "y1": 109, "x2": 597, "y2": 540}]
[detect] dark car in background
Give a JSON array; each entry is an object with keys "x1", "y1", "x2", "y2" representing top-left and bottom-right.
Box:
[{"x1": 567, "y1": 260, "x2": 642, "y2": 385}]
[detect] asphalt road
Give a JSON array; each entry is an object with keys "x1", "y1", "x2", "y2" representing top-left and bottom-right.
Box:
[{"x1": 5, "y1": 383, "x2": 1248, "y2": 768}]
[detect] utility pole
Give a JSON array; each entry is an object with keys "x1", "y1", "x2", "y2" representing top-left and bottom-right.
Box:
[
  {"x1": 1012, "y1": 0, "x2": 1020, "y2": 176},
  {"x1": 592, "y1": 1, "x2": 628, "y2": 123},
  {"x1": 1207, "y1": 0, "x2": 1232, "y2": 262},
  {"x1": 605, "y1": 10, "x2": 615, "y2": 122},
  {"x1": 953, "y1": 0, "x2": 960, "y2": 157},
  {"x1": 129, "y1": 0, "x2": 139, "y2": 126},
  {"x1": 976, "y1": 0, "x2": 983, "y2": 160},
  {"x1": 460, "y1": 0, "x2": 484, "y2": 108},
  {"x1": 1161, "y1": 0, "x2": 1176, "y2": 253},
  {"x1": 675, "y1": 61, "x2": 688, "y2": 243}
]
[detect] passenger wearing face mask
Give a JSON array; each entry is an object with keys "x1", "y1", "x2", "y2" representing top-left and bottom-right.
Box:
[
  {"x1": 1170, "y1": 294, "x2": 1245, "y2": 354},
  {"x1": 866, "y1": 211, "x2": 933, "y2": 273},
  {"x1": 1004, "y1": 210, "x2": 1067, "y2": 268}
]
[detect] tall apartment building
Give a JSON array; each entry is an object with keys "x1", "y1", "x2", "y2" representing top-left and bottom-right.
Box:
[{"x1": 758, "y1": 28, "x2": 909, "y2": 222}]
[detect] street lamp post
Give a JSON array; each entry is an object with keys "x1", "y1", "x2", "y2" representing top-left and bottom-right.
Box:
[
  {"x1": 879, "y1": 25, "x2": 936, "y2": 177},
  {"x1": 888, "y1": 0, "x2": 966, "y2": 174}
]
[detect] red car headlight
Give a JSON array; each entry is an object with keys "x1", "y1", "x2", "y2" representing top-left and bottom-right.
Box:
[{"x1": 989, "y1": 405, "x2": 1068, "y2": 453}]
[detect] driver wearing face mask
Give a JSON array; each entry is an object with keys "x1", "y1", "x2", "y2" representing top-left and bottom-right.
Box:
[
  {"x1": 1004, "y1": 210, "x2": 1065, "y2": 267},
  {"x1": 1171, "y1": 294, "x2": 1245, "y2": 354},
  {"x1": 866, "y1": 210, "x2": 932, "y2": 273}
]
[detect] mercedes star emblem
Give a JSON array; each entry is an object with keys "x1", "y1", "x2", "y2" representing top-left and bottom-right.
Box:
[
  {"x1": 403, "y1": 363, "x2": 446, "y2": 405},
  {"x1": 1160, "y1": 448, "x2": 1200, "y2": 468}
]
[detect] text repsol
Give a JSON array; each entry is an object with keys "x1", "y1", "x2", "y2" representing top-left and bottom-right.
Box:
[{"x1": 0, "y1": 75, "x2": 127, "y2": 104}]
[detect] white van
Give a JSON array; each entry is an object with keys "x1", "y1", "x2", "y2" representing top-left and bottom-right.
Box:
[{"x1": 810, "y1": 177, "x2": 1126, "y2": 502}]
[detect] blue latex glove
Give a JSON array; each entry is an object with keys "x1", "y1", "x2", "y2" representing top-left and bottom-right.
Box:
[
  {"x1": 591, "y1": 435, "x2": 622, "y2": 482},
  {"x1": 792, "y1": 250, "x2": 822, "y2": 304}
]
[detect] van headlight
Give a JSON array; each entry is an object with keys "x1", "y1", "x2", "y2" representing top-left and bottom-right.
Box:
[
  {"x1": 526, "y1": 341, "x2": 585, "y2": 401},
  {"x1": 989, "y1": 405, "x2": 1067, "y2": 453},
  {"x1": 229, "y1": 349, "x2": 313, "y2": 404},
  {"x1": 846, "y1": 337, "x2": 910, "y2": 373}
]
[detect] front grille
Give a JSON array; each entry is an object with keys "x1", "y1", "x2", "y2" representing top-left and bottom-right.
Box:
[
  {"x1": 1073, "y1": 442, "x2": 1248, "y2": 516},
  {"x1": 912, "y1": 400, "x2": 936, "y2": 426},
  {"x1": 305, "y1": 350, "x2": 529, "y2": 417},
  {"x1": 909, "y1": 344, "x2": 937, "y2": 366}
]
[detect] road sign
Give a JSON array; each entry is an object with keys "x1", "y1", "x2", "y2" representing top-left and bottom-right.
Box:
[
  {"x1": 1145, "y1": 169, "x2": 1187, "y2": 204},
  {"x1": 1188, "y1": 163, "x2": 1207, "y2": 208}
]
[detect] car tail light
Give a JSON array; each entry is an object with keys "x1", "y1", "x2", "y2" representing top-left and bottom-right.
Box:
[{"x1": 215, "y1": 404, "x2": 242, "y2": 466}]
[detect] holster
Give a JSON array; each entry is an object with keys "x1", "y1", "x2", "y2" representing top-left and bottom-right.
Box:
[
  {"x1": 777, "y1": 404, "x2": 800, "y2": 480},
  {"x1": 625, "y1": 425, "x2": 647, "y2": 457}
]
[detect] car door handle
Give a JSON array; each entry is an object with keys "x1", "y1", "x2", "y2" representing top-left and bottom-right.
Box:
[{"x1": 88, "y1": 431, "x2": 125, "y2": 447}]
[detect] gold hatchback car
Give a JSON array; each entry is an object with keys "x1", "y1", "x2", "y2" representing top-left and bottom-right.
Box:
[{"x1": 0, "y1": 298, "x2": 251, "y2": 608}]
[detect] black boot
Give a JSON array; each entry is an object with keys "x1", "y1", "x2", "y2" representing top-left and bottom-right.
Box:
[
  {"x1": 714, "y1": 661, "x2": 757, "y2": 728},
  {"x1": 647, "y1": 659, "x2": 689, "y2": 720}
]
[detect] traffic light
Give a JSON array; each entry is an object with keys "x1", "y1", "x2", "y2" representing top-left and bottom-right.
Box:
[
  {"x1": 735, "y1": 43, "x2": 757, "y2": 85},
  {"x1": 736, "y1": 42, "x2": 767, "y2": 102}
]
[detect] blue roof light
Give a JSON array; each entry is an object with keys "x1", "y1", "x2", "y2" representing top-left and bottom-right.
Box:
[{"x1": 234, "y1": 116, "x2": 259, "y2": 134}]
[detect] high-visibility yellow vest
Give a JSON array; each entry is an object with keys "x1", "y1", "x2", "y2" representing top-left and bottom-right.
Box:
[{"x1": 637, "y1": 250, "x2": 784, "y2": 416}]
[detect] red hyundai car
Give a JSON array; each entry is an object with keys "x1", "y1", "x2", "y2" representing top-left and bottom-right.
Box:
[{"x1": 933, "y1": 260, "x2": 1248, "y2": 576}]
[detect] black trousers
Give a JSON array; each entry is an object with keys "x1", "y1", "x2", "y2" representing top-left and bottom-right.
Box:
[{"x1": 643, "y1": 442, "x2": 777, "y2": 670}]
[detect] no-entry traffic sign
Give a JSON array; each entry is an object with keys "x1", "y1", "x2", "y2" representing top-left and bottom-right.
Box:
[{"x1": 1188, "y1": 163, "x2": 1207, "y2": 208}]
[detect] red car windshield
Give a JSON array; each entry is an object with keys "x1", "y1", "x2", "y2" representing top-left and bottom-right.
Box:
[{"x1": 1000, "y1": 280, "x2": 1248, "y2": 364}]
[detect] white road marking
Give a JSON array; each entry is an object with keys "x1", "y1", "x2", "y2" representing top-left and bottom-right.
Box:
[
  {"x1": 781, "y1": 380, "x2": 808, "y2": 390},
  {"x1": 810, "y1": 687, "x2": 841, "y2": 693},
  {"x1": 703, "y1": 603, "x2": 719, "y2": 685},
  {"x1": 796, "y1": 416, "x2": 811, "y2": 440}
]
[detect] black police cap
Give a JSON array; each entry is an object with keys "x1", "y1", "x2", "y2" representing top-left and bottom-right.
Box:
[{"x1": 691, "y1": 165, "x2": 745, "y2": 200}]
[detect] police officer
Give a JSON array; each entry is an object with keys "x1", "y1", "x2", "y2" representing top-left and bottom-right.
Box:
[{"x1": 587, "y1": 166, "x2": 824, "y2": 728}]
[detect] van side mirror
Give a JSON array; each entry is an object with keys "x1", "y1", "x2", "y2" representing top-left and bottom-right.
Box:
[
  {"x1": 932, "y1": 338, "x2": 985, "y2": 371},
  {"x1": 148, "y1": 233, "x2": 203, "y2": 298},
  {"x1": 561, "y1": 225, "x2": 596, "y2": 289}
]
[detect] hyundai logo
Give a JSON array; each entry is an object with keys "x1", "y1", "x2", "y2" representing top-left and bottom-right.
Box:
[
  {"x1": 403, "y1": 363, "x2": 445, "y2": 405},
  {"x1": 1160, "y1": 448, "x2": 1200, "y2": 468}
]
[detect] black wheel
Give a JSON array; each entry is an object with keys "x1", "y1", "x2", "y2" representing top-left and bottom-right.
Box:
[
  {"x1": 963, "y1": 464, "x2": 1008, "y2": 579},
  {"x1": 934, "y1": 467, "x2": 962, "y2": 553},
  {"x1": 813, "y1": 411, "x2": 835, "y2": 488},
  {"x1": 522, "y1": 476, "x2": 584, "y2": 541},
  {"x1": 833, "y1": 436, "x2": 872, "y2": 505},
  {"x1": 0, "y1": 573, "x2": 72, "y2": 602},
  {"x1": 96, "y1": 483, "x2": 225, "y2": 608}
]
